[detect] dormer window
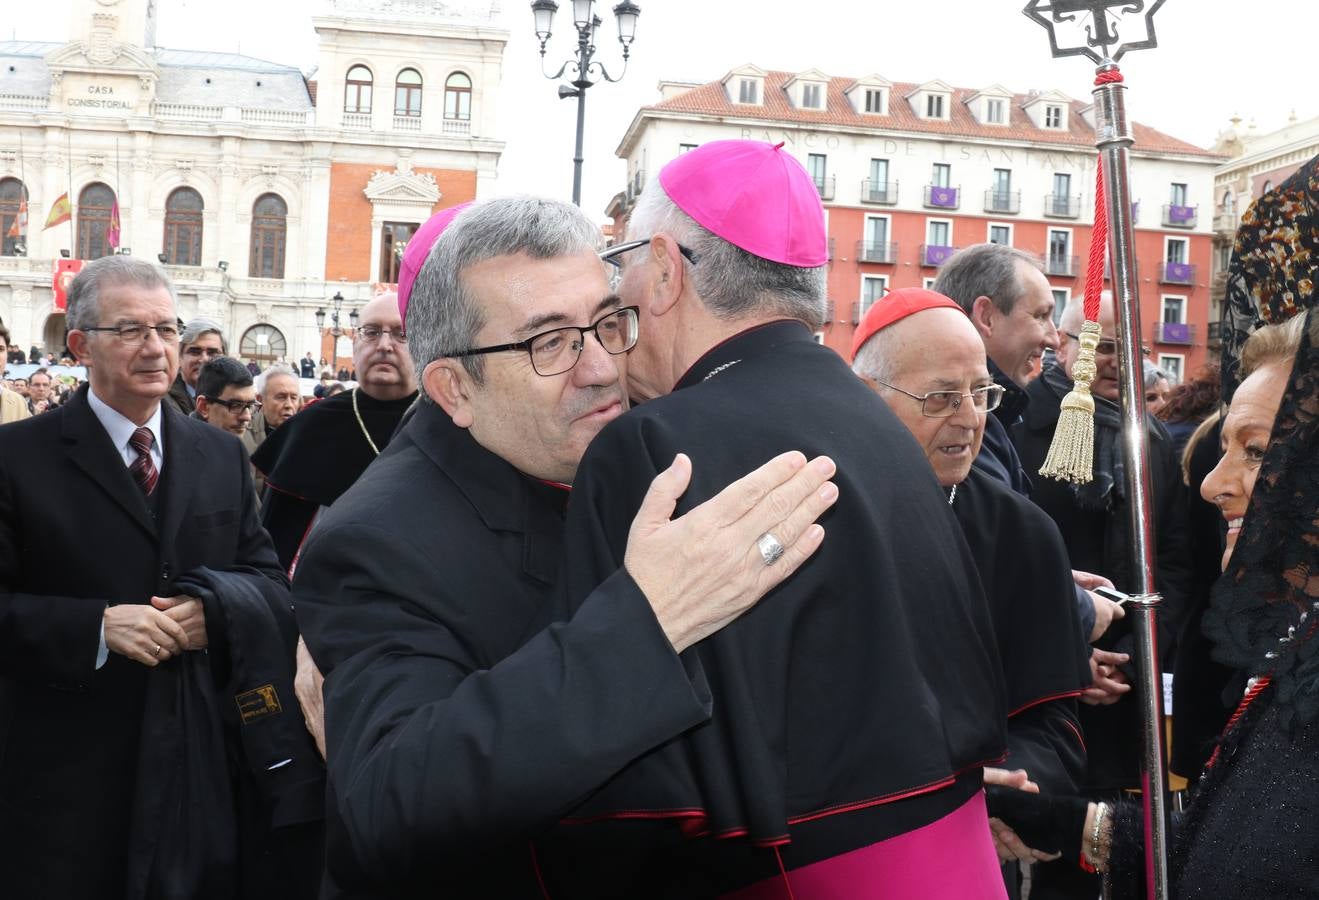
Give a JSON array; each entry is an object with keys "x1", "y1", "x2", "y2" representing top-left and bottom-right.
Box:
[
  {"x1": 737, "y1": 78, "x2": 761, "y2": 104},
  {"x1": 1044, "y1": 104, "x2": 1063, "y2": 128},
  {"x1": 926, "y1": 94, "x2": 946, "y2": 119},
  {"x1": 801, "y1": 83, "x2": 824, "y2": 109},
  {"x1": 864, "y1": 88, "x2": 886, "y2": 114},
  {"x1": 986, "y1": 98, "x2": 1005, "y2": 124}
]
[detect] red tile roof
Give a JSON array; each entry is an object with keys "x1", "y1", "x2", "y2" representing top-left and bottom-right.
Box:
[{"x1": 644, "y1": 70, "x2": 1223, "y2": 160}]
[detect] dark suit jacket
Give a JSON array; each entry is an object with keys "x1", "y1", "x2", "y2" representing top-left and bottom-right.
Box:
[
  {"x1": 167, "y1": 372, "x2": 194, "y2": 415},
  {"x1": 293, "y1": 402, "x2": 707, "y2": 898},
  {"x1": 0, "y1": 385, "x2": 288, "y2": 900}
]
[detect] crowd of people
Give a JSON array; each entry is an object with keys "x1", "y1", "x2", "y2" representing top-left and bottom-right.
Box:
[{"x1": 0, "y1": 143, "x2": 1315, "y2": 900}]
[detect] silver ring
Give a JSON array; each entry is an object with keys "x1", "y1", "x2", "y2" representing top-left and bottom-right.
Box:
[{"x1": 756, "y1": 532, "x2": 786, "y2": 566}]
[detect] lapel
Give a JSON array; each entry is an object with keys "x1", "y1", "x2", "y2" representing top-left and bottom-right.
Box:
[
  {"x1": 61, "y1": 387, "x2": 157, "y2": 540},
  {"x1": 409, "y1": 402, "x2": 564, "y2": 585},
  {"x1": 156, "y1": 404, "x2": 202, "y2": 546}
]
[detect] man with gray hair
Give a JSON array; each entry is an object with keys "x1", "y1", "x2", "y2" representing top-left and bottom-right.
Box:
[
  {"x1": 0, "y1": 255, "x2": 320, "y2": 899},
  {"x1": 292, "y1": 195, "x2": 838, "y2": 896},
  {"x1": 167, "y1": 316, "x2": 226, "y2": 414},
  {"x1": 543, "y1": 140, "x2": 1006, "y2": 895}
]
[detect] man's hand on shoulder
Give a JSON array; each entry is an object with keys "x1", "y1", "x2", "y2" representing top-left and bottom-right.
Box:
[
  {"x1": 104, "y1": 604, "x2": 191, "y2": 666},
  {"x1": 625, "y1": 451, "x2": 838, "y2": 653}
]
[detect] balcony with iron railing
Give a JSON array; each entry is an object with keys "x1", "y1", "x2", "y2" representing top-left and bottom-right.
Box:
[
  {"x1": 920, "y1": 244, "x2": 958, "y2": 267},
  {"x1": 924, "y1": 185, "x2": 960, "y2": 210},
  {"x1": 814, "y1": 175, "x2": 836, "y2": 202},
  {"x1": 1213, "y1": 209, "x2": 1240, "y2": 234},
  {"x1": 856, "y1": 240, "x2": 898, "y2": 264},
  {"x1": 1152, "y1": 321, "x2": 1196, "y2": 345},
  {"x1": 860, "y1": 180, "x2": 899, "y2": 205},
  {"x1": 1044, "y1": 193, "x2": 1082, "y2": 219},
  {"x1": 1162, "y1": 260, "x2": 1197, "y2": 284},
  {"x1": 1045, "y1": 254, "x2": 1079, "y2": 277},
  {"x1": 984, "y1": 190, "x2": 1021, "y2": 215},
  {"x1": 853, "y1": 298, "x2": 879, "y2": 325},
  {"x1": 1163, "y1": 204, "x2": 1198, "y2": 228}
]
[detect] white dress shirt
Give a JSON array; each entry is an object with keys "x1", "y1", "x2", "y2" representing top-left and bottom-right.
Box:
[{"x1": 87, "y1": 389, "x2": 165, "y2": 668}]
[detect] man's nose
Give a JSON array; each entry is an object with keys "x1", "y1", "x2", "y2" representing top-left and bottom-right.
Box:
[
  {"x1": 1043, "y1": 319, "x2": 1061, "y2": 350},
  {"x1": 572, "y1": 332, "x2": 620, "y2": 386}
]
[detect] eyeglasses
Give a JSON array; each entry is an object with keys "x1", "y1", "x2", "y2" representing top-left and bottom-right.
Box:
[
  {"x1": 1062, "y1": 332, "x2": 1151, "y2": 357},
  {"x1": 204, "y1": 397, "x2": 259, "y2": 414},
  {"x1": 874, "y1": 380, "x2": 1005, "y2": 418},
  {"x1": 358, "y1": 325, "x2": 407, "y2": 344},
  {"x1": 600, "y1": 238, "x2": 699, "y2": 291},
  {"x1": 184, "y1": 346, "x2": 225, "y2": 358},
  {"x1": 83, "y1": 323, "x2": 181, "y2": 346},
  {"x1": 454, "y1": 306, "x2": 640, "y2": 377}
]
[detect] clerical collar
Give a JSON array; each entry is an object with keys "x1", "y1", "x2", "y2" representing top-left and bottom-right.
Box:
[{"x1": 674, "y1": 320, "x2": 814, "y2": 391}]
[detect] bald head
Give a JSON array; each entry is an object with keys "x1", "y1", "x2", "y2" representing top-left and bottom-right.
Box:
[
  {"x1": 354, "y1": 291, "x2": 416, "y2": 401},
  {"x1": 854, "y1": 308, "x2": 993, "y2": 486},
  {"x1": 1058, "y1": 291, "x2": 1123, "y2": 401}
]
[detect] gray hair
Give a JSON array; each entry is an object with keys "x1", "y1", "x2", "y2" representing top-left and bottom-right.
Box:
[
  {"x1": 1143, "y1": 359, "x2": 1172, "y2": 390},
  {"x1": 66, "y1": 256, "x2": 177, "y2": 334},
  {"x1": 933, "y1": 243, "x2": 1043, "y2": 316},
  {"x1": 628, "y1": 179, "x2": 827, "y2": 326},
  {"x1": 180, "y1": 317, "x2": 227, "y2": 353},
  {"x1": 851, "y1": 326, "x2": 902, "y2": 387},
  {"x1": 256, "y1": 362, "x2": 299, "y2": 395},
  {"x1": 407, "y1": 195, "x2": 603, "y2": 385}
]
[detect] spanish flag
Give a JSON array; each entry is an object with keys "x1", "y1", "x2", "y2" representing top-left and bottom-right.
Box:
[
  {"x1": 5, "y1": 197, "x2": 25, "y2": 239},
  {"x1": 43, "y1": 192, "x2": 71, "y2": 230}
]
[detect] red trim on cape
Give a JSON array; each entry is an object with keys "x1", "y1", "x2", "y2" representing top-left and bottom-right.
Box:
[{"x1": 1008, "y1": 688, "x2": 1087, "y2": 719}]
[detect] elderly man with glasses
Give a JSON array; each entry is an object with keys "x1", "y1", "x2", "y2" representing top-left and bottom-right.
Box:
[
  {"x1": 167, "y1": 317, "x2": 226, "y2": 415},
  {"x1": 1011, "y1": 290, "x2": 1192, "y2": 900},
  {"x1": 852, "y1": 288, "x2": 1093, "y2": 900},
  {"x1": 253, "y1": 292, "x2": 418, "y2": 573},
  {"x1": 290, "y1": 195, "x2": 837, "y2": 897}
]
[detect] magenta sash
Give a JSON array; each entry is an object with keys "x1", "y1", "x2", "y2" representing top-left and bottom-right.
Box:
[{"x1": 720, "y1": 791, "x2": 1007, "y2": 900}]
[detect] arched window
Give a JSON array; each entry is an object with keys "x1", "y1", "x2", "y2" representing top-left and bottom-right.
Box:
[
  {"x1": 0, "y1": 178, "x2": 25, "y2": 257},
  {"x1": 443, "y1": 71, "x2": 471, "y2": 121},
  {"x1": 162, "y1": 187, "x2": 204, "y2": 266},
  {"x1": 76, "y1": 183, "x2": 116, "y2": 260},
  {"x1": 240, "y1": 323, "x2": 287, "y2": 364},
  {"x1": 249, "y1": 193, "x2": 287, "y2": 279},
  {"x1": 345, "y1": 65, "x2": 373, "y2": 114},
  {"x1": 395, "y1": 68, "x2": 423, "y2": 118}
]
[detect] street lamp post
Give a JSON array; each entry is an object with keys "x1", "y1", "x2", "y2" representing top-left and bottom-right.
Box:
[
  {"x1": 314, "y1": 291, "x2": 360, "y2": 373},
  {"x1": 531, "y1": 0, "x2": 641, "y2": 206}
]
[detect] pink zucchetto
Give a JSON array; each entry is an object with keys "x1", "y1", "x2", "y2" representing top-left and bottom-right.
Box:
[
  {"x1": 658, "y1": 140, "x2": 828, "y2": 268},
  {"x1": 397, "y1": 201, "x2": 473, "y2": 322}
]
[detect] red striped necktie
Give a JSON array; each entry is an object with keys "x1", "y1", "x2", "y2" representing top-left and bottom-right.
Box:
[{"x1": 129, "y1": 426, "x2": 159, "y2": 496}]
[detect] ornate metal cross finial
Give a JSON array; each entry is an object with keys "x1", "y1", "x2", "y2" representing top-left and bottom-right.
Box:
[{"x1": 1023, "y1": 0, "x2": 1166, "y2": 63}]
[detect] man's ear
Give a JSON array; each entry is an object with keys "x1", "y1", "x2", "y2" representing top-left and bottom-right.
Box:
[
  {"x1": 969, "y1": 295, "x2": 996, "y2": 339},
  {"x1": 646, "y1": 233, "x2": 688, "y2": 317},
  {"x1": 194, "y1": 396, "x2": 211, "y2": 421},
  {"x1": 423, "y1": 358, "x2": 475, "y2": 428},
  {"x1": 67, "y1": 330, "x2": 93, "y2": 368}
]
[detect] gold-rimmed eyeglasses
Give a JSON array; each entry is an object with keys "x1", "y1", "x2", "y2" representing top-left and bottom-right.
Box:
[{"x1": 875, "y1": 380, "x2": 1005, "y2": 418}]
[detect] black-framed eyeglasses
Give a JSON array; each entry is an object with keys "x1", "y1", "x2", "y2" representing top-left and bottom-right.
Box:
[
  {"x1": 874, "y1": 380, "x2": 1005, "y2": 418},
  {"x1": 204, "y1": 397, "x2": 259, "y2": 414},
  {"x1": 600, "y1": 238, "x2": 699, "y2": 290},
  {"x1": 1062, "y1": 332, "x2": 1151, "y2": 357},
  {"x1": 453, "y1": 306, "x2": 640, "y2": 377},
  {"x1": 358, "y1": 325, "x2": 407, "y2": 344},
  {"x1": 83, "y1": 323, "x2": 181, "y2": 346}
]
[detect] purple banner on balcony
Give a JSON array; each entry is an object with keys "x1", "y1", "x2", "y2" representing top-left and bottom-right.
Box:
[
  {"x1": 929, "y1": 186, "x2": 958, "y2": 208},
  {"x1": 924, "y1": 245, "x2": 955, "y2": 267},
  {"x1": 1131, "y1": 201, "x2": 1141, "y2": 222},
  {"x1": 1160, "y1": 322, "x2": 1190, "y2": 344},
  {"x1": 1169, "y1": 204, "x2": 1196, "y2": 224},
  {"x1": 1165, "y1": 261, "x2": 1193, "y2": 282}
]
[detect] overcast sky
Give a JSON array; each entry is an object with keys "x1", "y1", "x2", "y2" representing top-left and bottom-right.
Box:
[{"x1": 11, "y1": 1, "x2": 1311, "y2": 220}]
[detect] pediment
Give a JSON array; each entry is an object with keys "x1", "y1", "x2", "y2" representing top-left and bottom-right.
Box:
[
  {"x1": 905, "y1": 79, "x2": 955, "y2": 99},
  {"x1": 966, "y1": 83, "x2": 1014, "y2": 102},
  {"x1": 1021, "y1": 89, "x2": 1072, "y2": 108},
  {"x1": 783, "y1": 68, "x2": 831, "y2": 89},
  {"x1": 45, "y1": 40, "x2": 159, "y2": 77},
  {"x1": 845, "y1": 74, "x2": 892, "y2": 95},
  {"x1": 364, "y1": 169, "x2": 441, "y2": 204}
]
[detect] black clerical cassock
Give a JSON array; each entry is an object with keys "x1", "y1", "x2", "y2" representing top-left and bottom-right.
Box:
[
  {"x1": 252, "y1": 388, "x2": 417, "y2": 571},
  {"x1": 538, "y1": 321, "x2": 1008, "y2": 897}
]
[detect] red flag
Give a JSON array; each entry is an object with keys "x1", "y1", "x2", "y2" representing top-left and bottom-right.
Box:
[
  {"x1": 43, "y1": 193, "x2": 71, "y2": 230},
  {"x1": 53, "y1": 259, "x2": 83, "y2": 312},
  {"x1": 5, "y1": 198, "x2": 26, "y2": 239},
  {"x1": 107, "y1": 199, "x2": 121, "y2": 249}
]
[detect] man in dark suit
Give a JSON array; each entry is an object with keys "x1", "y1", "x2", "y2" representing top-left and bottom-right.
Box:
[
  {"x1": 293, "y1": 196, "x2": 837, "y2": 897},
  {"x1": 167, "y1": 317, "x2": 226, "y2": 414},
  {"x1": 0, "y1": 256, "x2": 300, "y2": 899}
]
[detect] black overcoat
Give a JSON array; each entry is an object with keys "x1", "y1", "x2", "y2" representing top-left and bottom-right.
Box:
[
  {"x1": 293, "y1": 402, "x2": 709, "y2": 898},
  {"x1": 0, "y1": 385, "x2": 288, "y2": 899}
]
